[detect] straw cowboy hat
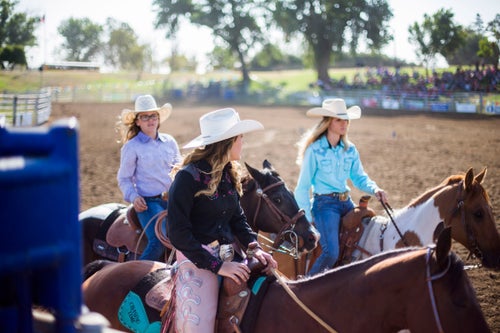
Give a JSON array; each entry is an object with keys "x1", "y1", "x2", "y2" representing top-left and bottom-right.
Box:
[
  {"x1": 121, "y1": 94, "x2": 172, "y2": 124},
  {"x1": 307, "y1": 98, "x2": 361, "y2": 120},
  {"x1": 183, "y1": 108, "x2": 264, "y2": 149}
]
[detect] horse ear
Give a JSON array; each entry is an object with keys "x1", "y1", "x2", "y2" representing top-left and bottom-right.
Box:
[
  {"x1": 245, "y1": 162, "x2": 265, "y2": 184},
  {"x1": 263, "y1": 159, "x2": 273, "y2": 170},
  {"x1": 464, "y1": 167, "x2": 474, "y2": 192},
  {"x1": 474, "y1": 167, "x2": 487, "y2": 185},
  {"x1": 435, "y1": 227, "x2": 452, "y2": 268}
]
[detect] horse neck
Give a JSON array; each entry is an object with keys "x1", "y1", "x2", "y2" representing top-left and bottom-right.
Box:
[
  {"x1": 405, "y1": 179, "x2": 462, "y2": 229},
  {"x1": 283, "y1": 249, "x2": 428, "y2": 329}
]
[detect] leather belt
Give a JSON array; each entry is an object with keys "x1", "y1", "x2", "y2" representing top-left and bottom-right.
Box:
[
  {"x1": 316, "y1": 191, "x2": 349, "y2": 201},
  {"x1": 144, "y1": 191, "x2": 169, "y2": 201}
]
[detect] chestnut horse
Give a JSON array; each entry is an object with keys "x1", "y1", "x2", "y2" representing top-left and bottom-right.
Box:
[
  {"x1": 79, "y1": 160, "x2": 319, "y2": 266},
  {"x1": 276, "y1": 167, "x2": 500, "y2": 278},
  {"x1": 82, "y1": 228, "x2": 491, "y2": 332}
]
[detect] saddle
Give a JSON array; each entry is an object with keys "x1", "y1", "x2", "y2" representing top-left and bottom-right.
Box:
[
  {"x1": 158, "y1": 243, "x2": 268, "y2": 333},
  {"x1": 93, "y1": 205, "x2": 146, "y2": 262},
  {"x1": 335, "y1": 195, "x2": 376, "y2": 267}
]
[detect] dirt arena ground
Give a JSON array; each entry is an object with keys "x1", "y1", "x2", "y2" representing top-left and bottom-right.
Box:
[{"x1": 51, "y1": 101, "x2": 499, "y2": 331}]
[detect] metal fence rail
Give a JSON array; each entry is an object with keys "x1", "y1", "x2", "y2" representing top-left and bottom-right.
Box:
[{"x1": 0, "y1": 89, "x2": 52, "y2": 127}]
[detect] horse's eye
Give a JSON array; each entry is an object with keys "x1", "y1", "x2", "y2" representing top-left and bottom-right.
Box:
[
  {"x1": 273, "y1": 197, "x2": 281, "y2": 204},
  {"x1": 474, "y1": 210, "x2": 483, "y2": 219}
]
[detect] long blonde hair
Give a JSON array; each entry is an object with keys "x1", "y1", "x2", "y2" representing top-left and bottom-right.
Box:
[
  {"x1": 172, "y1": 137, "x2": 242, "y2": 197},
  {"x1": 296, "y1": 117, "x2": 350, "y2": 165}
]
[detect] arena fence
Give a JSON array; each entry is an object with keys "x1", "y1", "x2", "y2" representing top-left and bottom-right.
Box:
[
  {"x1": 0, "y1": 89, "x2": 51, "y2": 127},
  {"x1": 48, "y1": 82, "x2": 500, "y2": 115},
  {"x1": 1, "y1": 84, "x2": 499, "y2": 127}
]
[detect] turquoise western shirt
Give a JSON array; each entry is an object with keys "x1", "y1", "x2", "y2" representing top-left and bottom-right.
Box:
[{"x1": 294, "y1": 135, "x2": 381, "y2": 221}]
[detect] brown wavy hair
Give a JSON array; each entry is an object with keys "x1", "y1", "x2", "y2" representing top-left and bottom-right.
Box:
[{"x1": 172, "y1": 136, "x2": 242, "y2": 197}]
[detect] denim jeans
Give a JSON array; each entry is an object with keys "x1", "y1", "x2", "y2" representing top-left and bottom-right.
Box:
[
  {"x1": 307, "y1": 194, "x2": 354, "y2": 276},
  {"x1": 137, "y1": 197, "x2": 168, "y2": 261}
]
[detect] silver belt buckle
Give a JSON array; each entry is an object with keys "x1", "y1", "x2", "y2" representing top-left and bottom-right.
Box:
[{"x1": 339, "y1": 192, "x2": 348, "y2": 201}]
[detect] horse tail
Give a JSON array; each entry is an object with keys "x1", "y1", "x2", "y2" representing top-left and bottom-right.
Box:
[{"x1": 82, "y1": 259, "x2": 115, "y2": 281}]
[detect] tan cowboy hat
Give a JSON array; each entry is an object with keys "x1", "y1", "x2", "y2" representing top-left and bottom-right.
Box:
[
  {"x1": 307, "y1": 98, "x2": 361, "y2": 120},
  {"x1": 120, "y1": 94, "x2": 172, "y2": 124},
  {"x1": 183, "y1": 108, "x2": 264, "y2": 149}
]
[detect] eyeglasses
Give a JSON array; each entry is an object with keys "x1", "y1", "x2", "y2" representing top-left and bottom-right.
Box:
[{"x1": 137, "y1": 113, "x2": 159, "y2": 121}]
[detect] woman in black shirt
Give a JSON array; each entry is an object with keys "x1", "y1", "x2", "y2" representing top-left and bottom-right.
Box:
[{"x1": 167, "y1": 107, "x2": 277, "y2": 333}]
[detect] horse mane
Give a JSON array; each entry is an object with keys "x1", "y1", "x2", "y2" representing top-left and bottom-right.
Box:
[
  {"x1": 291, "y1": 246, "x2": 420, "y2": 283},
  {"x1": 408, "y1": 173, "x2": 465, "y2": 207},
  {"x1": 82, "y1": 259, "x2": 115, "y2": 281}
]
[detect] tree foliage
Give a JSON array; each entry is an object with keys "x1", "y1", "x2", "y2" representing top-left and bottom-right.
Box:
[
  {"x1": 0, "y1": 0, "x2": 39, "y2": 68},
  {"x1": 153, "y1": 0, "x2": 267, "y2": 84},
  {"x1": 103, "y1": 18, "x2": 150, "y2": 72},
  {"x1": 269, "y1": 0, "x2": 393, "y2": 82},
  {"x1": 408, "y1": 8, "x2": 465, "y2": 71},
  {"x1": 58, "y1": 17, "x2": 103, "y2": 62}
]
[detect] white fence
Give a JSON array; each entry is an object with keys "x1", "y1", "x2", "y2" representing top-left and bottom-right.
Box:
[{"x1": 0, "y1": 89, "x2": 51, "y2": 127}]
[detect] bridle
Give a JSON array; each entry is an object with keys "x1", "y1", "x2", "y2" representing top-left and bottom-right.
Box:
[
  {"x1": 449, "y1": 180, "x2": 483, "y2": 261},
  {"x1": 251, "y1": 180, "x2": 305, "y2": 252},
  {"x1": 425, "y1": 246, "x2": 452, "y2": 333}
]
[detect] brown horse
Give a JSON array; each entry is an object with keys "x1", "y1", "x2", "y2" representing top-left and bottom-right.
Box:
[
  {"x1": 276, "y1": 167, "x2": 500, "y2": 278},
  {"x1": 79, "y1": 160, "x2": 319, "y2": 266},
  {"x1": 82, "y1": 228, "x2": 491, "y2": 332}
]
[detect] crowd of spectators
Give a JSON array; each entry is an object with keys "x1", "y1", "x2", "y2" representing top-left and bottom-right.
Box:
[{"x1": 312, "y1": 65, "x2": 500, "y2": 96}]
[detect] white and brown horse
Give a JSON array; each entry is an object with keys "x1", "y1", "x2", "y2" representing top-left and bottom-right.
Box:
[{"x1": 276, "y1": 167, "x2": 500, "y2": 278}]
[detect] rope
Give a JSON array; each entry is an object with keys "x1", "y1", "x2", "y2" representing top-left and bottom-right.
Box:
[{"x1": 270, "y1": 268, "x2": 338, "y2": 333}]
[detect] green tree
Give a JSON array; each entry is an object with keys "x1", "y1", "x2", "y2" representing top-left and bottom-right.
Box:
[
  {"x1": 484, "y1": 14, "x2": 500, "y2": 69},
  {"x1": 103, "y1": 18, "x2": 149, "y2": 72},
  {"x1": 0, "y1": 0, "x2": 39, "y2": 68},
  {"x1": 58, "y1": 17, "x2": 103, "y2": 62},
  {"x1": 408, "y1": 8, "x2": 465, "y2": 72},
  {"x1": 270, "y1": 0, "x2": 393, "y2": 83},
  {"x1": 153, "y1": 0, "x2": 266, "y2": 85},
  {"x1": 207, "y1": 46, "x2": 237, "y2": 71},
  {"x1": 446, "y1": 28, "x2": 483, "y2": 67}
]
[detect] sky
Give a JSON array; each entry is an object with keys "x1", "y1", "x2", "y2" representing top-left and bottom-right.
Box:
[{"x1": 18, "y1": 0, "x2": 500, "y2": 73}]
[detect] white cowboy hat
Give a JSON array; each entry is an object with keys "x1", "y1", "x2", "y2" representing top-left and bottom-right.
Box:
[
  {"x1": 306, "y1": 98, "x2": 361, "y2": 120},
  {"x1": 183, "y1": 108, "x2": 264, "y2": 149},
  {"x1": 120, "y1": 94, "x2": 172, "y2": 124}
]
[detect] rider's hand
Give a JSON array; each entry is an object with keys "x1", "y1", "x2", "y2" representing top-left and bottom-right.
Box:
[
  {"x1": 133, "y1": 196, "x2": 147, "y2": 212},
  {"x1": 253, "y1": 248, "x2": 278, "y2": 275},
  {"x1": 375, "y1": 189, "x2": 388, "y2": 204},
  {"x1": 218, "y1": 261, "x2": 251, "y2": 284}
]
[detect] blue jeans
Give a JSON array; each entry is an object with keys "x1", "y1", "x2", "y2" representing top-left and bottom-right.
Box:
[
  {"x1": 307, "y1": 195, "x2": 354, "y2": 276},
  {"x1": 137, "y1": 197, "x2": 168, "y2": 261}
]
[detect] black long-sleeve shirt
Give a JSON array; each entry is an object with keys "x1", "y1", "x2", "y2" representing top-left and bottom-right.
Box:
[{"x1": 167, "y1": 160, "x2": 258, "y2": 273}]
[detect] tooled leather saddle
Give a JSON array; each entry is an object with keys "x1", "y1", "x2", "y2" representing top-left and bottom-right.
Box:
[{"x1": 334, "y1": 195, "x2": 376, "y2": 267}]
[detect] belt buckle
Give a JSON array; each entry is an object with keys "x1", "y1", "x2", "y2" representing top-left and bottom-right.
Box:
[{"x1": 339, "y1": 192, "x2": 348, "y2": 201}]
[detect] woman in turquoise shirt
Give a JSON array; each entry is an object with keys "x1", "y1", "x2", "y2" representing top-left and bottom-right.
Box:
[{"x1": 294, "y1": 98, "x2": 388, "y2": 276}]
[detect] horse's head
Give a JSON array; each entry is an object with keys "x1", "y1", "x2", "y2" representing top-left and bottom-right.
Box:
[
  {"x1": 438, "y1": 167, "x2": 500, "y2": 270},
  {"x1": 241, "y1": 159, "x2": 319, "y2": 253},
  {"x1": 419, "y1": 227, "x2": 491, "y2": 333}
]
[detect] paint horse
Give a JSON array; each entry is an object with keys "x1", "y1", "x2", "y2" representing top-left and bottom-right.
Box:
[
  {"x1": 82, "y1": 228, "x2": 491, "y2": 332},
  {"x1": 277, "y1": 167, "x2": 500, "y2": 278},
  {"x1": 79, "y1": 160, "x2": 319, "y2": 266}
]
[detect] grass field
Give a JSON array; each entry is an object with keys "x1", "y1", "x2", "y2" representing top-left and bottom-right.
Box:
[{"x1": 0, "y1": 66, "x2": 437, "y2": 94}]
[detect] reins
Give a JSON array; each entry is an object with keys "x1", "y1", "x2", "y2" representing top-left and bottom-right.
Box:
[
  {"x1": 270, "y1": 268, "x2": 338, "y2": 333},
  {"x1": 379, "y1": 199, "x2": 409, "y2": 249},
  {"x1": 425, "y1": 246, "x2": 451, "y2": 333}
]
